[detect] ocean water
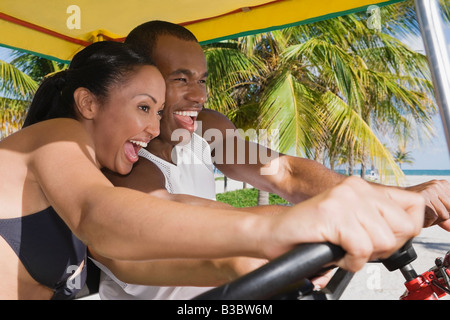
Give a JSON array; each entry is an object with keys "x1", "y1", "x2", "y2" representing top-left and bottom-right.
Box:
[{"x1": 402, "y1": 169, "x2": 450, "y2": 176}]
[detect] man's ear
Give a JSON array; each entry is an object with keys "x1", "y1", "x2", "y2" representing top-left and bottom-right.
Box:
[{"x1": 73, "y1": 87, "x2": 99, "y2": 120}]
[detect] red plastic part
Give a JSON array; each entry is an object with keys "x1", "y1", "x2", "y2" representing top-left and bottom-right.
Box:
[{"x1": 401, "y1": 269, "x2": 448, "y2": 300}]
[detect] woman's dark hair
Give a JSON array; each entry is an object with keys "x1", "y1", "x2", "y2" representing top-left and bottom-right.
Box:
[{"x1": 23, "y1": 41, "x2": 154, "y2": 127}]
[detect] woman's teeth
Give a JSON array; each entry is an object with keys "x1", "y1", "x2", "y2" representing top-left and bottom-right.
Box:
[
  {"x1": 173, "y1": 111, "x2": 198, "y2": 117},
  {"x1": 129, "y1": 140, "x2": 148, "y2": 148}
]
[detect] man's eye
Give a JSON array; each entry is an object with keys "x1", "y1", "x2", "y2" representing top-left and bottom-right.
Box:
[
  {"x1": 139, "y1": 105, "x2": 150, "y2": 112},
  {"x1": 175, "y1": 78, "x2": 187, "y2": 82}
]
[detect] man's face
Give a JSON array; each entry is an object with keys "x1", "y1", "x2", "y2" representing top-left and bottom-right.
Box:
[{"x1": 152, "y1": 35, "x2": 208, "y2": 145}]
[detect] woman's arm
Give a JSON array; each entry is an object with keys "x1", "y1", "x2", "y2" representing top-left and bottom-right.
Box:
[
  {"x1": 97, "y1": 147, "x2": 285, "y2": 286},
  {"x1": 30, "y1": 119, "x2": 425, "y2": 273},
  {"x1": 29, "y1": 119, "x2": 268, "y2": 261}
]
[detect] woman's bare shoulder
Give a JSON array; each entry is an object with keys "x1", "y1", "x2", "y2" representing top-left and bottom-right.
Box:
[
  {"x1": 1, "y1": 119, "x2": 92, "y2": 151},
  {"x1": 0, "y1": 119, "x2": 97, "y2": 178},
  {"x1": 25, "y1": 118, "x2": 89, "y2": 141}
]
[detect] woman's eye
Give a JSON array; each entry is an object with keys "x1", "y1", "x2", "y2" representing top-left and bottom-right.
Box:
[
  {"x1": 139, "y1": 105, "x2": 150, "y2": 112},
  {"x1": 157, "y1": 109, "x2": 164, "y2": 117}
]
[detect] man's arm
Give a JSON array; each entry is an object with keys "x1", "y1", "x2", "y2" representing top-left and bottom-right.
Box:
[
  {"x1": 197, "y1": 108, "x2": 346, "y2": 203},
  {"x1": 198, "y1": 108, "x2": 450, "y2": 229},
  {"x1": 90, "y1": 249, "x2": 267, "y2": 287}
]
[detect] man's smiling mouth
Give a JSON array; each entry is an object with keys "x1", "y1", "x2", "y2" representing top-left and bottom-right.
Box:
[{"x1": 173, "y1": 110, "x2": 199, "y2": 130}]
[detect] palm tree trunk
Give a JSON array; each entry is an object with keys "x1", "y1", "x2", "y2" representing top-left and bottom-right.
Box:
[
  {"x1": 257, "y1": 189, "x2": 269, "y2": 205},
  {"x1": 348, "y1": 142, "x2": 354, "y2": 176},
  {"x1": 360, "y1": 110, "x2": 371, "y2": 180},
  {"x1": 360, "y1": 146, "x2": 367, "y2": 179},
  {"x1": 360, "y1": 160, "x2": 366, "y2": 179},
  {"x1": 314, "y1": 145, "x2": 326, "y2": 166}
]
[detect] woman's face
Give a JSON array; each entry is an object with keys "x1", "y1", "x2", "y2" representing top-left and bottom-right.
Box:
[{"x1": 92, "y1": 65, "x2": 165, "y2": 175}]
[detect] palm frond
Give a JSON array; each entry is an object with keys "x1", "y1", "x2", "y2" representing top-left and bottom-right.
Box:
[
  {"x1": 323, "y1": 91, "x2": 405, "y2": 183},
  {"x1": 258, "y1": 70, "x2": 323, "y2": 157},
  {"x1": 204, "y1": 45, "x2": 265, "y2": 114},
  {"x1": 282, "y1": 38, "x2": 366, "y2": 108},
  {"x1": 0, "y1": 96, "x2": 29, "y2": 138},
  {"x1": 10, "y1": 50, "x2": 68, "y2": 82},
  {"x1": 0, "y1": 59, "x2": 37, "y2": 99}
]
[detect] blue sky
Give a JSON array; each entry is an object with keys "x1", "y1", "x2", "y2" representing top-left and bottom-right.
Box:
[
  {"x1": 1, "y1": 8, "x2": 449, "y2": 170},
  {"x1": 400, "y1": 15, "x2": 450, "y2": 170},
  {"x1": 0, "y1": 47, "x2": 13, "y2": 62},
  {"x1": 404, "y1": 114, "x2": 450, "y2": 169}
]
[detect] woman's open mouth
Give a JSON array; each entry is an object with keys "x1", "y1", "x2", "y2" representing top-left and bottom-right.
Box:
[{"x1": 124, "y1": 139, "x2": 148, "y2": 163}]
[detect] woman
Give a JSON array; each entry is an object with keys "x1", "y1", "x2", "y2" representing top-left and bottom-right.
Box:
[{"x1": 0, "y1": 41, "x2": 424, "y2": 299}]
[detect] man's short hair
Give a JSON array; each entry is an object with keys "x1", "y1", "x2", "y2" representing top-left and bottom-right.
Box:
[{"x1": 125, "y1": 20, "x2": 198, "y2": 58}]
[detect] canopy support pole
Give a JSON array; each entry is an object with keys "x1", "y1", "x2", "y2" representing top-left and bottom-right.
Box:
[{"x1": 414, "y1": 0, "x2": 450, "y2": 155}]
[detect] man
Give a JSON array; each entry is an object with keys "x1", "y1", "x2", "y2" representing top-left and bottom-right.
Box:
[
  {"x1": 123, "y1": 20, "x2": 450, "y2": 229},
  {"x1": 91, "y1": 20, "x2": 449, "y2": 300},
  {"x1": 94, "y1": 23, "x2": 289, "y2": 299}
]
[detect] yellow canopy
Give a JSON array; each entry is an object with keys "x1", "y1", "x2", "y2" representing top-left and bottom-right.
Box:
[{"x1": 1, "y1": 0, "x2": 405, "y2": 63}]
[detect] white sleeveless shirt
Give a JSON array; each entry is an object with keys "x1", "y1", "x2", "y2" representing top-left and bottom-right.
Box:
[
  {"x1": 96, "y1": 133, "x2": 216, "y2": 300},
  {"x1": 138, "y1": 133, "x2": 216, "y2": 200}
]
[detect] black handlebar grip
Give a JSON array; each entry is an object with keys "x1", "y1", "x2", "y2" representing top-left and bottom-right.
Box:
[
  {"x1": 193, "y1": 242, "x2": 345, "y2": 300},
  {"x1": 379, "y1": 239, "x2": 417, "y2": 271}
]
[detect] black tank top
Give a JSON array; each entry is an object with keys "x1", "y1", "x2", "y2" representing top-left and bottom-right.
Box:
[{"x1": 0, "y1": 207, "x2": 87, "y2": 299}]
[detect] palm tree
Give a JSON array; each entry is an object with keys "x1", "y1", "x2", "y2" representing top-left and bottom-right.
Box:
[
  {"x1": 9, "y1": 51, "x2": 67, "y2": 83},
  {"x1": 0, "y1": 50, "x2": 67, "y2": 138},
  {"x1": 394, "y1": 148, "x2": 415, "y2": 169},
  {"x1": 263, "y1": 5, "x2": 435, "y2": 184},
  {"x1": 204, "y1": 0, "x2": 438, "y2": 191},
  {"x1": 0, "y1": 57, "x2": 37, "y2": 138}
]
